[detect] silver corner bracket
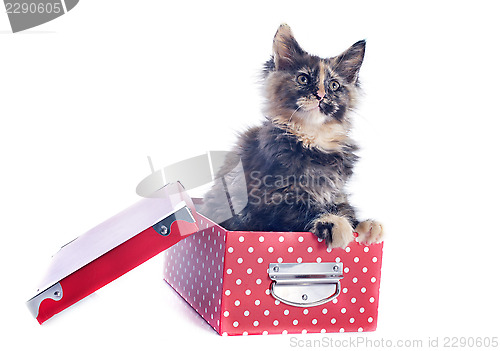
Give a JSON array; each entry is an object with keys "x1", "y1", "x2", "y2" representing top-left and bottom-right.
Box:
[{"x1": 26, "y1": 282, "x2": 63, "y2": 319}]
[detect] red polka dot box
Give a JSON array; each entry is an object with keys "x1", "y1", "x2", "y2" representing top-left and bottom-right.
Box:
[{"x1": 164, "y1": 208, "x2": 384, "y2": 336}]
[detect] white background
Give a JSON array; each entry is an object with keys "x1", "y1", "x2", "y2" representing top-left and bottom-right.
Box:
[{"x1": 1, "y1": 1, "x2": 500, "y2": 350}]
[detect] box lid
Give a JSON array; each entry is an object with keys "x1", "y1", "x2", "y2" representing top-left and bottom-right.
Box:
[{"x1": 27, "y1": 182, "x2": 199, "y2": 324}]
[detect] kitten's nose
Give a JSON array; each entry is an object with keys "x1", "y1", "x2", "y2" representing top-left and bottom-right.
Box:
[{"x1": 316, "y1": 88, "x2": 326, "y2": 100}]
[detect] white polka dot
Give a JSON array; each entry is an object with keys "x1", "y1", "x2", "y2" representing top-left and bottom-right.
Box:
[
  {"x1": 242, "y1": 331, "x2": 248, "y2": 336},
  {"x1": 339, "y1": 328, "x2": 345, "y2": 332},
  {"x1": 237, "y1": 258, "x2": 243, "y2": 264},
  {"x1": 284, "y1": 309, "x2": 290, "y2": 315},
  {"x1": 364, "y1": 247, "x2": 369, "y2": 253},
  {"x1": 372, "y1": 257, "x2": 378, "y2": 263},
  {"x1": 227, "y1": 268, "x2": 232, "y2": 274},
  {"x1": 239, "y1": 236, "x2": 245, "y2": 242},
  {"x1": 358, "y1": 327, "x2": 364, "y2": 332},
  {"x1": 265, "y1": 289, "x2": 270, "y2": 295},
  {"x1": 302, "y1": 329, "x2": 307, "y2": 334},
  {"x1": 293, "y1": 319, "x2": 299, "y2": 325},
  {"x1": 257, "y1": 257, "x2": 264, "y2": 263},
  {"x1": 359, "y1": 307, "x2": 365, "y2": 313},
  {"x1": 344, "y1": 267, "x2": 349, "y2": 273},
  {"x1": 352, "y1": 277, "x2": 358, "y2": 283},
  {"x1": 233, "y1": 321, "x2": 239, "y2": 327},
  {"x1": 222, "y1": 332, "x2": 228, "y2": 336},
  {"x1": 303, "y1": 309, "x2": 309, "y2": 315},
  {"x1": 330, "y1": 318, "x2": 336, "y2": 324},
  {"x1": 279, "y1": 236, "x2": 284, "y2": 242},
  {"x1": 234, "y1": 300, "x2": 240, "y2": 306},
  {"x1": 225, "y1": 290, "x2": 231, "y2": 296},
  {"x1": 321, "y1": 329, "x2": 326, "y2": 333},
  {"x1": 361, "y1": 287, "x2": 367, "y2": 293},
  {"x1": 343, "y1": 288, "x2": 348, "y2": 293},
  {"x1": 341, "y1": 308, "x2": 346, "y2": 314},
  {"x1": 228, "y1": 247, "x2": 234, "y2": 253},
  {"x1": 248, "y1": 247, "x2": 254, "y2": 253},
  {"x1": 254, "y1": 299, "x2": 260, "y2": 306},
  {"x1": 259, "y1": 236, "x2": 265, "y2": 242},
  {"x1": 247, "y1": 268, "x2": 253, "y2": 274},
  {"x1": 274, "y1": 300, "x2": 280, "y2": 305},
  {"x1": 244, "y1": 310, "x2": 250, "y2": 316},
  {"x1": 326, "y1": 247, "x2": 332, "y2": 253},
  {"x1": 307, "y1": 247, "x2": 313, "y2": 253},
  {"x1": 368, "y1": 317, "x2": 374, "y2": 323},
  {"x1": 288, "y1": 247, "x2": 293, "y2": 253},
  {"x1": 354, "y1": 257, "x2": 359, "y2": 263},
  {"x1": 282, "y1": 330, "x2": 288, "y2": 335},
  {"x1": 264, "y1": 310, "x2": 270, "y2": 316},
  {"x1": 273, "y1": 320, "x2": 279, "y2": 326},
  {"x1": 322, "y1": 308, "x2": 328, "y2": 314},
  {"x1": 369, "y1": 297, "x2": 375, "y2": 303},
  {"x1": 245, "y1": 289, "x2": 251, "y2": 295},
  {"x1": 351, "y1": 297, "x2": 357, "y2": 303},
  {"x1": 256, "y1": 278, "x2": 262, "y2": 285},
  {"x1": 312, "y1": 319, "x2": 318, "y2": 325},
  {"x1": 298, "y1": 236, "x2": 304, "y2": 242},
  {"x1": 223, "y1": 311, "x2": 229, "y2": 317},
  {"x1": 262, "y1": 331, "x2": 268, "y2": 335},
  {"x1": 253, "y1": 321, "x2": 259, "y2": 327},
  {"x1": 277, "y1": 257, "x2": 283, "y2": 263},
  {"x1": 345, "y1": 247, "x2": 351, "y2": 252},
  {"x1": 362, "y1": 267, "x2": 368, "y2": 273},
  {"x1": 371, "y1": 277, "x2": 377, "y2": 283},
  {"x1": 316, "y1": 257, "x2": 322, "y2": 263},
  {"x1": 297, "y1": 257, "x2": 303, "y2": 263},
  {"x1": 268, "y1": 247, "x2": 274, "y2": 253}
]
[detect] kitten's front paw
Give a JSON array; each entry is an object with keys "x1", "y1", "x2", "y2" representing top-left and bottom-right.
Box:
[
  {"x1": 311, "y1": 214, "x2": 354, "y2": 249},
  {"x1": 355, "y1": 220, "x2": 384, "y2": 245}
]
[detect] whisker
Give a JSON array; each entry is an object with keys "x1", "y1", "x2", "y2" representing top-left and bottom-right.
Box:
[
  {"x1": 289, "y1": 104, "x2": 303, "y2": 122},
  {"x1": 281, "y1": 104, "x2": 304, "y2": 139},
  {"x1": 278, "y1": 104, "x2": 304, "y2": 150}
]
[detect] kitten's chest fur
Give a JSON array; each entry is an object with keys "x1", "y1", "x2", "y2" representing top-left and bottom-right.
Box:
[{"x1": 239, "y1": 121, "x2": 358, "y2": 208}]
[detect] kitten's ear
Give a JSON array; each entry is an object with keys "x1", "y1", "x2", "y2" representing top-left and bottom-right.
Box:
[
  {"x1": 272, "y1": 24, "x2": 305, "y2": 71},
  {"x1": 332, "y1": 40, "x2": 366, "y2": 84}
]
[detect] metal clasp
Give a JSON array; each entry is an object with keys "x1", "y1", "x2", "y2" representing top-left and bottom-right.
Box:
[
  {"x1": 268, "y1": 262, "x2": 343, "y2": 307},
  {"x1": 152, "y1": 206, "x2": 195, "y2": 236}
]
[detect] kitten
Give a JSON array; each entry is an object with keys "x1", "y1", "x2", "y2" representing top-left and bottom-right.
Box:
[{"x1": 200, "y1": 24, "x2": 383, "y2": 248}]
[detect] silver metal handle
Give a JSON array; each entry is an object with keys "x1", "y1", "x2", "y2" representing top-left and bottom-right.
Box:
[
  {"x1": 270, "y1": 280, "x2": 341, "y2": 307},
  {"x1": 268, "y1": 262, "x2": 343, "y2": 308}
]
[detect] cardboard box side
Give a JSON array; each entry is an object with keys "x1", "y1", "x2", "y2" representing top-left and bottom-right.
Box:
[
  {"x1": 219, "y1": 230, "x2": 384, "y2": 335},
  {"x1": 164, "y1": 213, "x2": 227, "y2": 334}
]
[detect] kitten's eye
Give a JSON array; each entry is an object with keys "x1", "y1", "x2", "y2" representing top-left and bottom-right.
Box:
[
  {"x1": 297, "y1": 74, "x2": 310, "y2": 85},
  {"x1": 329, "y1": 80, "x2": 340, "y2": 91}
]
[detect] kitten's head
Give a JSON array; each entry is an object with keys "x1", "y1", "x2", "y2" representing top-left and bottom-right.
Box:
[{"x1": 263, "y1": 24, "x2": 365, "y2": 148}]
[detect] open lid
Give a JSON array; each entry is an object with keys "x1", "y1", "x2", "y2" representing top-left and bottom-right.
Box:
[{"x1": 32, "y1": 182, "x2": 196, "y2": 295}]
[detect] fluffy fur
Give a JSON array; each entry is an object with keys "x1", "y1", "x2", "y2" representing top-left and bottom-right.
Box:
[{"x1": 200, "y1": 24, "x2": 383, "y2": 248}]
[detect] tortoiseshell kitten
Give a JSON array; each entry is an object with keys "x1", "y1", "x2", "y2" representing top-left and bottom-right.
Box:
[{"x1": 201, "y1": 24, "x2": 383, "y2": 248}]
